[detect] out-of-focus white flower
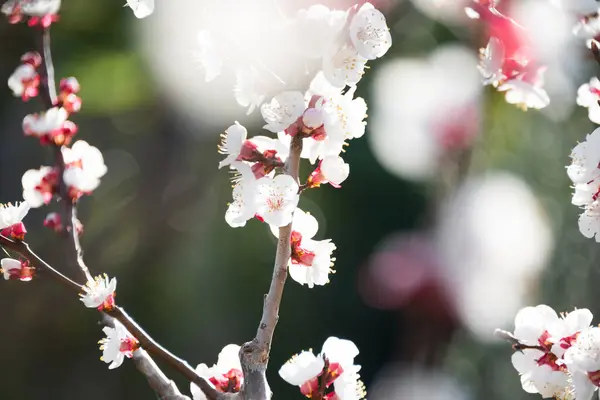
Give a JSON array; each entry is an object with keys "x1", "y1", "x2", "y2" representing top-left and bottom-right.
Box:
[
  {"x1": 126, "y1": 0, "x2": 154, "y2": 19},
  {"x1": 436, "y1": 173, "x2": 553, "y2": 340},
  {"x1": 549, "y1": 0, "x2": 600, "y2": 15},
  {"x1": 191, "y1": 344, "x2": 243, "y2": 399},
  {"x1": 8, "y1": 64, "x2": 38, "y2": 100},
  {"x1": 294, "y1": 5, "x2": 347, "y2": 59},
  {"x1": 80, "y1": 274, "x2": 117, "y2": 311},
  {"x1": 0, "y1": 202, "x2": 29, "y2": 230},
  {"x1": 498, "y1": 76, "x2": 551, "y2": 110},
  {"x1": 195, "y1": 30, "x2": 222, "y2": 82},
  {"x1": 62, "y1": 141, "x2": 107, "y2": 195},
  {"x1": 1, "y1": 0, "x2": 61, "y2": 17},
  {"x1": 225, "y1": 162, "x2": 258, "y2": 228},
  {"x1": 22, "y1": 107, "x2": 68, "y2": 137},
  {"x1": 349, "y1": 3, "x2": 392, "y2": 60},
  {"x1": 218, "y1": 122, "x2": 247, "y2": 169},
  {"x1": 1, "y1": 258, "x2": 34, "y2": 281},
  {"x1": 21, "y1": 166, "x2": 56, "y2": 208},
  {"x1": 254, "y1": 174, "x2": 299, "y2": 227},
  {"x1": 260, "y1": 91, "x2": 306, "y2": 133},
  {"x1": 577, "y1": 78, "x2": 600, "y2": 124},
  {"x1": 234, "y1": 66, "x2": 267, "y2": 115},
  {"x1": 98, "y1": 320, "x2": 139, "y2": 369},
  {"x1": 574, "y1": 15, "x2": 600, "y2": 40},
  {"x1": 478, "y1": 37, "x2": 506, "y2": 86}
]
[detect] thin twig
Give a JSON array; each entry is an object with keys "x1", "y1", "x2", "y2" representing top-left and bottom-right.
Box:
[{"x1": 239, "y1": 135, "x2": 303, "y2": 400}]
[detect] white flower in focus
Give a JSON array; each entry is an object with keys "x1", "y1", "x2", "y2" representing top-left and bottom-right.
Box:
[
  {"x1": 578, "y1": 203, "x2": 600, "y2": 241},
  {"x1": 261, "y1": 91, "x2": 306, "y2": 133},
  {"x1": 22, "y1": 107, "x2": 67, "y2": 137},
  {"x1": 564, "y1": 327, "x2": 600, "y2": 400},
  {"x1": 218, "y1": 122, "x2": 247, "y2": 169},
  {"x1": 577, "y1": 78, "x2": 600, "y2": 124},
  {"x1": 8, "y1": 64, "x2": 37, "y2": 98},
  {"x1": 126, "y1": 0, "x2": 154, "y2": 19},
  {"x1": 568, "y1": 128, "x2": 600, "y2": 185},
  {"x1": 269, "y1": 208, "x2": 319, "y2": 239},
  {"x1": 234, "y1": 66, "x2": 266, "y2": 115},
  {"x1": 323, "y1": 45, "x2": 368, "y2": 88},
  {"x1": 225, "y1": 162, "x2": 259, "y2": 228},
  {"x1": 279, "y1": 351, "x2": 325, "y2": 387},
  {"x1": 22, "y1": 166, "x2": 55, "y2": 208},
  {"x1": 478, "y1": 37, "x2": 505, "y2": 86},
  {"x1": 80, "y1": 274, "x2": 117, "y2": 310},
  {"x1": 498, "y1": 77, "x2": 550, "y2": 110},
  {"x1": 0, "y1": 202, "x2": 29, "y2": 230},
  {"x1": 255, "y1": 174, "x2": 299, "y2": 227},
  {"x1": 320, "y1": 156, "x2": 350, "y2": 186},
  {"x1": 333, "y1": 369, "x2": 367, "y2": 400},
  {"x1": 295, "y1": 5, "x2": 347, "y2": 59},
  {"x1": 196, "y1": 30, "x2": 222, "y2": 82},
  {"x1": 62, "y1": 141, "x2": 107, "y2": 193},
  {"x1": 99, "y1": 320, "x2": 139, "y2": 369},
  {"x1": 289, "y1": 238, "x2": 336, "y2": 288},
  {"x1": 191, "y1": 344, "x2": 243, "y2": 399},
  {"x1": 349, "y1": 3, "x2": 392, "y2": 60}
]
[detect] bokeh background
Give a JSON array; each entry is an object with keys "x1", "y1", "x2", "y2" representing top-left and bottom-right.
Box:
[{"x1": 0, "y1": 0, "x2": 598, "y2": 399}]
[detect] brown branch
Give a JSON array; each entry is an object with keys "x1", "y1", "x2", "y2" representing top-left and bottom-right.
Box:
[
  {"x1": 239, "y1": 134, "x2": 304, "y2": 400},
  {"x1": 131, "y1": 349, "x2": 192, "y2": 400}
]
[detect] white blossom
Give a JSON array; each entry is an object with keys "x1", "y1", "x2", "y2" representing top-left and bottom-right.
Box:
[
  {"x1": 279, "y1": 351, "x2": 325, "y2": 387},
  {"x1": 564, "y1": 327, "x2": 600, "y2": 400},
  {"x1": 294, "y1": 5, "x2": 347, "y2": 59},
  {"x1": 1, "y1": 0, "x2": 61, "y2": 17},
  {"x1": 577, "y1": 77, "x2": 600, "y2": 125},
  {"x1": 62, "y1": 140, "x2": 107, "y2": 193},
  {"x1": 21, "y1": 166, "x2": 54, "y2": 208},
  {"x1": 126, "y1": 0, "x2": 154, "y2": 19},
  {"x1": 498, "y1": 77, "x2": 550, "y2": 110},
  {"x1": 195, "y1": 30, "x2": 222, "y2": 82},
  {"x1": 225, "y1": 162, "x2": 259, "y2": 228},
  {"x1": 1, "y1": 258, "x2": 24, "y2": 280},
  {"x1": 234, "y1": 66, "x2": 266, "y2": 115},
  {"x1": 261, "y1": 91, "x2": 306, "y2": 133},
  {"x1": 319, "y1": 156, "x2": 350, "y2": 186},
  {"x1": 7, "y1": 64, "x2": 36, "y2": 97},
  {"x1": 98, "y1": 320, "x2": 138, "y2": 369},
  {"x1": 80, "y1": 274, "x2": 117, "y2": 309},
  {"x1": 349, "y1": 3, "x2": 392, "y2": 60},
  {"x1": 478, "y1": 37, "x2": 505, "y2": 86},
  {"x1": 323, "y1": 45, "x2": 368, "y2": 88},
  {"x1": 549, "y1": 0, "x2": 600, "y2": 15},
  {"x1": 0, "y1": 202, "x2": 29, "y2": 230},
  {"x1": 22, "y1": 107, "x2": 67, "y2": 137},
  {"x1": 218, "y1": 122, "x2": 247, "y2": 169},
  {"x1": 255, "y1": 174, "x2": 299, "y2": 227},
  {"x1": 191, "y1": 344, "x2": 243, "y2": 400}
]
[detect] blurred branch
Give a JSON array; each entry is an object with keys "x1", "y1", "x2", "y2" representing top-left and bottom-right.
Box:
[
  {"x1": 494, "y1": 329, "x2": 545, "y2": 352},
  {"x1": 239, "y1": 135, "x2": 303, "y2": 400}
]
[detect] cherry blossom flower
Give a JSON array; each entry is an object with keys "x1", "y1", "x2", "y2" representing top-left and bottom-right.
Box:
[
  {"x1": 21, "y1": 166, "x2": 57, "y2": 208},
  {"x1": 349, "y1": 2, "x2": 392, "y2": 60},
  {"x1": 126, "y1": 0, "x2": 154, "y2": 19},
  {"x1": 563, "y1": 327, "x2": 600, "y2": 400},
  {"x1": 261, "y1": 91, "x2": 306, "y2": 133},
  {"x1": 255, "y1": 174, "x2": 299, "y2": 227},
  {"x1": 62, "y1": 140, "x2": 107, "y2": 197},
  {"x1": 43, "y1": 212, "x2": 63, "y2": 232},
  {"x1": 549, "y1": 0, "x2": 600, "y2": 15},
  {"x1": 22, "y1": 107, "x2": 74, "y2": 145},
  {"x1": 58, "y1": 77, "x2": 82, "y2": 113},
  {"x1": 225, "y1": 162, "x2": 259, "y2": 228},
  {"x1": 2, "y1": 0, "x2": 61, "y2": 26},
  {"x1": 1, "y1": 258, "x2": 34, "y2": 281},
  {"x1": 218, "y1": 122, "x2": 248, "y2": 169},
  {"x1": 323, "y1": 45, "x2": 368, "y2": 88},
  {"x1": 8, "y1": 63, "x2": 39, "y2": 101},
  {"x1": 577, "y1": 77, "x2": 600, "y2": 124},
  {"x1": 497, "y1": 75, "x2": 550, "y2": 111},
  {"x1": 80, "y1": 274, "x2": 117, "y2": 311},
  {"x1": 280, "y1": 337, "x2": 365, "y2": 399},
  {"x1": 234, "y1": 66, "x2": 267, "y2": 115},
  {"x1": 508, "y1": 305, "x2": 592, "y2": 398},
  {"x1": 191, "y1": 344, "x2": 243, "y2": 399},
  {"x1": 307, "y1": 156, "x2": 350, "y2": 188},
  {"x1": 0, "y1": 201, "x2": 30, "y2": 240},
  {"x1": 270, "y1": 209, "x2": 336, "y2": 287},
  {"x1": 99, "y1": 320, "x2": 139, "y2": 370}
]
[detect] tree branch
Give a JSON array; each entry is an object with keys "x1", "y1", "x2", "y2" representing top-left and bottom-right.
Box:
[
  {"x1": 132, "y1": 349, "x2": 192, "y2": 400},
  {"x1": 239, "y1": 135, "x2": 304, "y2": 400}
]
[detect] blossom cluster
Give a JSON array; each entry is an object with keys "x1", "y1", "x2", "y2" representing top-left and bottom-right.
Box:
[
  {"x1": 505, "y1": 304, "x2": 600, "y2": 399},
  {"x1": 466, "y1": 0, "x2": 550, "y2": 110},
  {"x1": 213, "y1": 2, "x2": 390, "y2": 290},
  {"x1": 191, "y1": 344, "x2": 244, "y2": 399}
]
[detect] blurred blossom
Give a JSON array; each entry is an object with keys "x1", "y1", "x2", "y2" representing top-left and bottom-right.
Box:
[
  {"x1": 410, "y1": 0, "x2": 473, "y2": 25},
  {"x1": 435, "y1": 172, "x2": 554, "y2": 341},
  {"x1": 369, "y1": 45, "x2": 481, "y2": 181},
  {"x1": 511, "y1": 0, "x2": 578, "y2": 120},
  {"x1": 369, "y1": 365, "x2": 471, "y2": 400}
]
